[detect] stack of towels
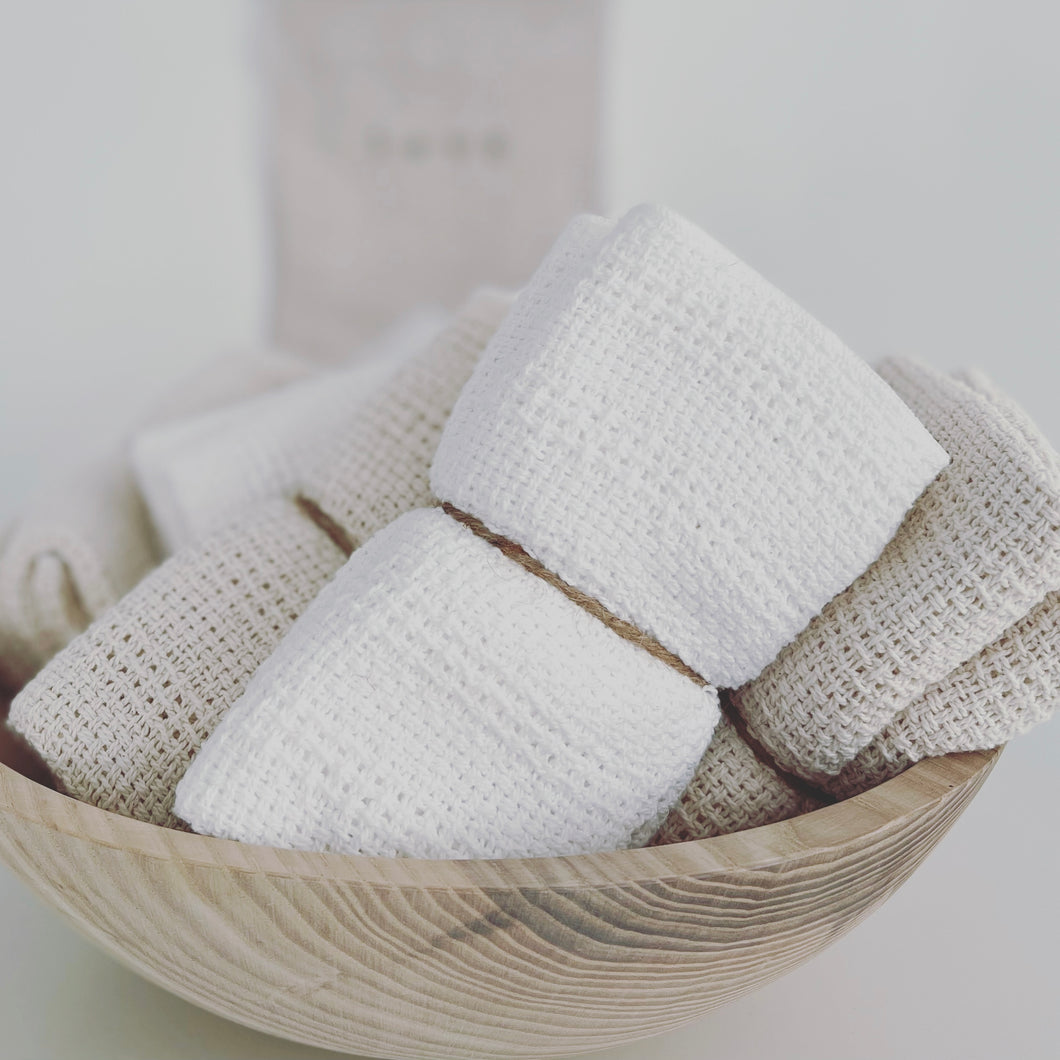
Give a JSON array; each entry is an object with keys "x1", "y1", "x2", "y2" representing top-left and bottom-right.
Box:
[{"x1": 4, "y1": 204, "x2": 1058, "y2": 861}]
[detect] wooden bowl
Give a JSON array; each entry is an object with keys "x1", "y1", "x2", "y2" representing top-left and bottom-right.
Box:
[{"x1": 0, "y1": 743, "x2": 999, "y2": 1060}]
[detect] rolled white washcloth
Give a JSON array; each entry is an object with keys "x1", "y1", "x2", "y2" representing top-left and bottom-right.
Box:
[
  {"x1": 176, "y1": 204, "x2": 948, "y2": 860},
  {"x1": 131, "y1": 309, "x2": 447, "y2": 554}
]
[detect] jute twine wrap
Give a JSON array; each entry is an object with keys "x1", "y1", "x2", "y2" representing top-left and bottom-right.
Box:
[{"x1": 7, "y1": 295, "x2": 510, "y2": 827}]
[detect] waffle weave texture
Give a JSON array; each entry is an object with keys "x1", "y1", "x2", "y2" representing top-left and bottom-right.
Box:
[
  {"x1": 0, "y1": 350, "x2": 310, "y2": 694},
  {"x1": 179, "y1": 205, "x2": 942, "y2": 859},
  {"x1": 7, "y1": 294, "x2": 509, "y2": 827},
  {"x1": 131, "y1": 312, "x2": 446, "y2": 554},
  {"x1": 658, "y1": 365, "x2": 1060, "y2": 841},
  {"x1": 175, "y1": 508, "x2": 720, "y2": 859},
  {"x1": 432, "y1": 204, "x2": 949, "y2": 688},
  {"x1": 821, "y1": 589, "x2": 1060, "y2": 797}
]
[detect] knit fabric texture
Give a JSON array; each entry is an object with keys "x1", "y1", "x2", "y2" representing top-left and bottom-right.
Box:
[
  {"x1": 175, "y1": 508, "x2": 720, "y2": 859},
  {"x1": 0, "y1": 350, "x2": 311, "y2": 694},
  {"x1": 733, "y1": 357, "x2": 1060, "y2": 777},
  {"x1": 6, "y1": 295, "x2": 509, "y2": 827},
  {"x1": 657, "y1": 365, "x2": 1060, "y2": 842},
  {"x1": 432, "y1": 204, "x2": 949, "y2": 689},
  {"x1": 131, "y1": 311, "x2": 447, "y2": 554}
]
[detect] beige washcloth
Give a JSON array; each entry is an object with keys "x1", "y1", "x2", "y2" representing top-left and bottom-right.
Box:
[
  {"x1": 0, "y1": 350, "x2": 311, "y2": 693},
  {"x1": 7, "y1": 291, "x2": 512, "y2": 827},
  {"x1": 657, "y1": 363, "x2": 1060, "y2": 841}
]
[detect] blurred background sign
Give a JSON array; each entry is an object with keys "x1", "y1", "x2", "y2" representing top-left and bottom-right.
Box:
[{"x1": 266, "y1": 0, "x2": 602, "y2": 362}]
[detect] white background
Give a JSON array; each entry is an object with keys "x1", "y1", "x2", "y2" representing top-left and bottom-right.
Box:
[{"x1": 1, "y1": 2, "x2": 1058, "y2": 1057}]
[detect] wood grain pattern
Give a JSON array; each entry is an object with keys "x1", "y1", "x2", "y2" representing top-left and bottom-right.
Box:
[{"x1": 0, "y1": 745, "x2": 999, "y2": 1060}]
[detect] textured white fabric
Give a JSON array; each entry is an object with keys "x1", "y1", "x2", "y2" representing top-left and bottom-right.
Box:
[
  {"x1": 176, "y1": 508, "x2": 719, "y2": 859},
  {"x1": 0, "y1": 350, "x2": 312, "y2": 692},
  {"x1": 433, "y1": 204, "x2": 949, "y2": 687},
  {"x1": 131, "y1": 312, "x2": 446, "y2": 554}
]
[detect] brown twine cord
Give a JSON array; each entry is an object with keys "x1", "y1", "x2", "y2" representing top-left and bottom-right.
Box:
[
  {"x1": 441, "y1": 503, "x2": 708, "y2": 687},
  {"x1": 441, "y1": 502, "x2": 838, "y2": 808},
  {"x1": 294, "y1": 495, "x2": 357, "y2": 558}
]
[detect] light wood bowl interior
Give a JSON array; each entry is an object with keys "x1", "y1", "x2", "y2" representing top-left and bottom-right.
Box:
[{"x1": 0, "y1": 737, "x2": 999, "y2": 1060}]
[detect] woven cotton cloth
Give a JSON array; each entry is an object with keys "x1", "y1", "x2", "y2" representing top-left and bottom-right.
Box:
[
  {"x1": 657, "y1": 364, "x2": 1060, "y2": 842},
  {"x1": 658, "y1": 586, "x2": 1060, "y2": 843},
  {"x1": 175, "y1": 508, "x2": 719, "y2": 859},
  {"x1": 821, "y1": 589, "x2": 1060, "y2": 798},
  {"x1": 732, "y1": 357, "x2": 1060, "y2": 778},
  {"x1": 7, "y1": 293, "x2": 510, "y2": 827},
  {"x1": 433, "y1": 204, "x2": 948, "y2": 688},
  {"x1": 131, "y1": 311, "x2": 447, "y2": 554},
  {"x1": 176, "y1": 205, "x2": 944, "y2": 860},
  {"x1": 0, "y1": 351, "x2": 311, "y2": 694}
]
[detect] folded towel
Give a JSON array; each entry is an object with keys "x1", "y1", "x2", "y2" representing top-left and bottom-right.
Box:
[
  {"x1": 822, "y1": 589, "x2": 1060, "y2": 798},
  {"x1": 0, "y1": 350, "x2": 312, "y2": 694},
  {"x1": 433, "y1": 206, "x2": 949, "y2": 688},
  {"x1": 175, "y1": 508, "x2": 714, "y2": 858},
  {"x1": 657, "y1": 364, "x2": 1060, "y2": 841},
  {"x1": 131, "y1": 311, "x2": 447, "y2": 554},
  {"x1": 734, "y1": 358, "x2": 1060, "y2": 778},
  {"x1": 7, "y1": 292, "x2": 511, "y2": 826},
  {"x1": 176, "y1": 204, "x2": 946, "y2": 859}
]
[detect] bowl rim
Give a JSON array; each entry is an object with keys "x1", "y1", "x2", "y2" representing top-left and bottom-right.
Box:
[{"x1": 0, "y1": 748, "x2": 1000, "y2": 891}]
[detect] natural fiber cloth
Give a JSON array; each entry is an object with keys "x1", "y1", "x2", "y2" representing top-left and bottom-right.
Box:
[
  {"x1": 131, "y1": 311, "x2": 447, "y2": 554},
  {"x1": 656, "y1": 365, "x2": 1060, "y2": 842},
  {"x1": 732, "y1": 357, "x2": 1060, "y2": 778},
  {"x1": 175, "y1": 508, "x2": 719, "y2": 859},
  {"x1": 657, "y1": 586, "x2": 1060, "y2": 843},
  {"x1": 7, "y1": 293, "x2": 510, "y2": 827},
  {"x1": 175, "y1": 205, "x2": 943, "y2": 860},
  {"x1": 0, "y1": 351, "x2": 311, "y2": 694},
  {"x1": 433, "y1": 204, "x2": 948, "y2": 688}
]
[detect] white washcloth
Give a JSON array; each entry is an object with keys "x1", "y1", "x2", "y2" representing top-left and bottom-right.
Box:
[
  {"x1": 131, "y1": 311, "x2": 446, "y2": 554},
  {"x1": 176, "y1": 204, "x2": 946, "y2": 860},
  {"x1": 0, "y1": 350, "x2": 311, "y2": 692},
  {"x1": 8, "y1": 292, "x2": 511, "y2": 827},
  {"x1": 433, "y1": 204, "x2": 949, "y2": 687},
  {"x1": 176, "y1": 508, "x2": 718, "y2": 859}
]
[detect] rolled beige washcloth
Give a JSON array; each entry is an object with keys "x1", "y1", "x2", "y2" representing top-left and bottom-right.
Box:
[
  {"x1": 175, "y1": 204, "x2": 946, "y2": 860},
  {"x1": 0, "y1": 350, "x2": 312, "y2": 694},
  {"x1": 821, "y1": 589, "x2": 1060, "y2": 799},
  {"x1": 655, "y1": 586, "x2": 1060, "y2": 844},
  {"x1": 657, "y1": 364, "x2": 1060, "y2": 842},
  {"x1": 130, "y1": 309, "x2": 448, "y2": 554},
  {"x1": 7, "y1": 291, "x2": 512, "y2": 827}
]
